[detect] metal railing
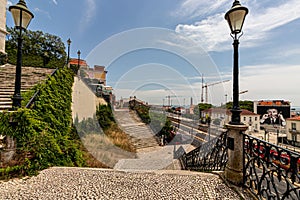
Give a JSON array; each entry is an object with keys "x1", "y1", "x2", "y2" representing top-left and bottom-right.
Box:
[
  {"x1": 244, "y1": 134, "x2": 300, "y2": 199},
  {"x1": 25, "y1": 68, "x2": 58, "y2": 109},
  {"x1": 180, "y1": 130, "x2": 228, "y2": 171}
]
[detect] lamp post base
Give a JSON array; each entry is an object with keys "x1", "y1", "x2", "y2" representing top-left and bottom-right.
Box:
[
  {"x1": 225, "y1": 123, "x2": 248, "y2": 186},
  {"x1": 12, "y1": 94, "x2": 23, "y2": 109},
  {"x1": 230, "y1": 108, "x2": 242, "y2": 125}
]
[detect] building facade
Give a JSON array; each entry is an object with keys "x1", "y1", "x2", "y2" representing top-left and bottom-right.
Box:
[
  {"x1": 286, "y1": 116, "x2": 300, "y2": 147},
  {"x1": 201, "y1": 108, "x2": 260, "y2": 134},
  {"x1": 0, "y1": 0, "x2": 7, "y2": 54},
  {"x1": 93, "y1": 65, "x2": 107, "y2": 85}
]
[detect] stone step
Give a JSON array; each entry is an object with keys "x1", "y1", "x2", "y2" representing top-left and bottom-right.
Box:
[
  {"x1": 0, "y1": 101, "x2": 12, "y2": 105},
  {"x1": 113, "y1": 158, "x2": 174, "y2": 171},
  {"x1": 0, "y1": 64, "x2": 54, "y2": 111},
  {"x1": 0, "y1": 95, "x2": 12, "y2": 98},
  {"x1": 0, "y1": 91, "x2": 14, "y2": 95},
  {"x1": 0, "y1": 105, "x2": 12, "y2": 110},
  {"x1": 0, "y1": 97, "x2": 11, "y2": 101}
]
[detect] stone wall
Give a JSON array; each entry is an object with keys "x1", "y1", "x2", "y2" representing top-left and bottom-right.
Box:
[{"x1": 0, "y1": 0, "x2": 7, "y2": 54}]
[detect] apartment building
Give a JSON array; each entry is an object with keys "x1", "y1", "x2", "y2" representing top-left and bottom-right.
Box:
[{"x1": 286, "y1": 116, "x2": 300, "y2": 147}]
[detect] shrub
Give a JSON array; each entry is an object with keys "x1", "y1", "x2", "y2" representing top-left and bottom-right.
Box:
[{"x1": 0, "y1": 68, "x2": 87, "y2": 179}]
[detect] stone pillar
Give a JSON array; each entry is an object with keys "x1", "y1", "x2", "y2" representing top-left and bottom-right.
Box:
[{"x1": 225, "y1": 123, "x2": 248, "y2": 186}]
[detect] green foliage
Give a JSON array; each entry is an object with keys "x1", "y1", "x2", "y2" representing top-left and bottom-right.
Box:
[
  {"x1": 159, "y1": 119, "x2": 175, "y2": 142},
  {"x1": 194, "y1": 103, "x2": 213, "y2": 117},
  {"x1": 130, "y1": 103, "x2": 175, "y2": 142},
  {"x1": 0, "y1": 52, "x2": 7, "y2": 65},
  {"x1": 149, "y1": 112, "x2": 166, "y2": 134},
  {"x1": 0, "y1": 68, "x2": 86, "y2": 179},
  {"x1": 96, "y1": 104, "x2": 115, "y2": 131},
  {"x1": 74, "y1": 115, "x2": 102, "y2": 137},
  {"x1": 6, "y1": 27, "x2": 67, "y2": 68},
  {"x1": 95, "y1": 104, "x2": 135, "y2": 152},
  {"x1": 131, "y1": 103, "x2": 151, "y2": 124},
  {"x1": 226, "y1": 100, "x2": 254, "y2": 112}
]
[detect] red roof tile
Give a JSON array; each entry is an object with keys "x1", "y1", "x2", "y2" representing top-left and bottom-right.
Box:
[
  {"x1": 69, "y1": 59, "x2": 88, "y2": 66},
  {"x1": 287, "y1": 116, "x2": 300, "y2": 121},
  {"x1": 241, "y1": 109, "x2": 259, "y2": 116},
  {"x1": 202, "y1": 108, "x2": 258, "y2": 116}
]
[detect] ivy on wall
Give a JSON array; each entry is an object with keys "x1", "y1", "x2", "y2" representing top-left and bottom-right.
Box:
[{"x1": 0, "y1": 68, "x2": 86, "y2": 179}]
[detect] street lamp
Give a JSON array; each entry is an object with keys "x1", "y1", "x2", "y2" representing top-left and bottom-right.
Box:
[
  {"x1": 67, "y1": 38, "x2": 71, "y2": 66},
  {"x1": 225, "y1": 0, "x2": 248, "y2": 125},
  {"x1": 77, "y1": 50, "x2": 81, "y2": 74},
  {"x1": 9, "y1": 0, "x2": 34, "y2": 109}
]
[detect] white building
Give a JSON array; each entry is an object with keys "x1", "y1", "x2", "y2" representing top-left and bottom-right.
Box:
[
  {"x1": 201, "y1": 108, "x2": 260, "y2": 134},
  {"x1": 0, "y1": 0, "x2": 7, "y2": 54},
  {"x1": 286, "y1": 116, "x2": 300, "y2": 147}
]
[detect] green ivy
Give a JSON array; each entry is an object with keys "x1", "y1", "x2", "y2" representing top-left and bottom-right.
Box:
[
  {"x1": 0, "y1": 68, "x2": 86, "y2": 179},
  {"x1": 96, "y1": 104, "x2": 115, "y2": 131}
]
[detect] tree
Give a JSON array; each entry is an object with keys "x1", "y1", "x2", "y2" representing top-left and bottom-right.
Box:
[
  {"x1": 226, "y1": 100, "x2": 253, "y2": 112},
  {"x1": 194, "y1": 103, "x2": 213, "y2": 117},
  {"x1": 5, "y1": 27, "x2": 67, "y2": 68}
]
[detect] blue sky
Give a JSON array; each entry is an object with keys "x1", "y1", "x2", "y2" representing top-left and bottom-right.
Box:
[{"x1": 6, "y1": 0, "x2": 300, "y2": 107}]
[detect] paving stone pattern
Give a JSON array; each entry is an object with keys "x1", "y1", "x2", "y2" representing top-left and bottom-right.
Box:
[{"x1": 0, "y1": 167, "x2": 245, "y2": 200}]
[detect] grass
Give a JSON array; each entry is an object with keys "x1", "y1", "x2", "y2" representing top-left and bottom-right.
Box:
[
  {"x1": 81, "y1": 133, "x2": 136, "y2": 168},
  {"x1": 105, "y1": 123, "x2": 136, "y2": 153}
]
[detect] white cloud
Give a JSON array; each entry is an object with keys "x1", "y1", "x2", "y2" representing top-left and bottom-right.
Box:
[
  {"x1": 173, "y1": 0, "x2": 230, "y2": 19},
  {"x1": 34, "y1": 8, "x2": 51, "y2": 19},
  {"x1": 79, "y1": 0, "x2": 97, "y2": 32},
  {"x1": 52, "y1": 0, "x2": 58, "y2": 5},
  {"x1": 175, "y1": 0, "x2": 300, "y2": 52},
  {"x1": 6, "y1": 1, "x2": 12, "y2": 8},
  {"x1": 239, "y1": 64, "x2": 300, "y2": 105}
]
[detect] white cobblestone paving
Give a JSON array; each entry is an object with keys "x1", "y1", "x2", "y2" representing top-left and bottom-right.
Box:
[{"x1": 0, "y1": 167, "x2": 246, "y2": 200}]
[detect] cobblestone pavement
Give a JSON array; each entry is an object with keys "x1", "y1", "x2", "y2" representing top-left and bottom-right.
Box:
[{"x1": 0, "y1": 167, "x2": 248, "y2": 200}]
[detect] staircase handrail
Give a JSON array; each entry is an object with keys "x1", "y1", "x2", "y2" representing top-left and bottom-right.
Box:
[
  {"x1": 180, "y1": 130, "x2": 228, "y2": 171},
  {"x1": 25, "y1": 68, "x2": 58, "y2": 109}
]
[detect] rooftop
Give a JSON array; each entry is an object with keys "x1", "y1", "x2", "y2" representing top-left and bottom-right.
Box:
[{"x1": 287, "y1": 116, "x2": 300, "y2": 121}]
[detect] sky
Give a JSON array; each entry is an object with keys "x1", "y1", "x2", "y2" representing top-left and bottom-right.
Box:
[{"x1": 5, "y1": 0, "x2": 300, "y2": 107}]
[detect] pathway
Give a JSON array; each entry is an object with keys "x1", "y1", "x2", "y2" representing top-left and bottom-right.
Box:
[
  {"x1": 113, "y1": 108, "x2": 159, "y2": 150},
  {"x1": 53, "y1": 76, "x2": 253, "y2": 199},
  {"x1": 113, "y1": 108, "x2": 193, "y2": 171},
  {"x1": 0, "y1": 167, "x2": 249, "y2": 200}
]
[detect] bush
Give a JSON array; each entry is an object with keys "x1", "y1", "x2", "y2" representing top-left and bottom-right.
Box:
[
  {"x1": 96, "y1": 104, "x2": 135, "y2": 153},
  {"x1": 0, "y1": 68, "x2": 86, "y2": 179}
]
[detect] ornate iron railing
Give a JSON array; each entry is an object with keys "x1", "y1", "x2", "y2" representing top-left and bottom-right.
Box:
[
  {"x1": 180, "y1": 131, "x2": 228, "y2": 171},
  {"x1": 244, "y1": 134, "x2": 300, "y2": 199}
]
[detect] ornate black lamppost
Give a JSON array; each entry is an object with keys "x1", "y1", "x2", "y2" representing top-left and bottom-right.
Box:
[
  {"x1": 225, "y1": 0, "x2": 248, "y2": 125},
  {"x1": 9, "y1": 0, "x2": 34, "y2": 109},
  {"x1": 67, "y1": 38, "x2": 71, "y2": 66},
  {"x1": 77, "y1": 50, "x2": 81, "y2": 74}
]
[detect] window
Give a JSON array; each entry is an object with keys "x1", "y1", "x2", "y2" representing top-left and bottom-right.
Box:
[
  {"x1": 292, "y1": 134, "x2": 297, "y2": 142},
  {"x1": 249, "y1": 117, "x2": 252, "y2": 122},
  {"x1": 255, "y1": 117, "x2": 257, "y2": 121},
  {"x1": 244, "y1": 117, "x2": 246, "y2": 121},
  {"x1": 292, "y1": 123, "x2": 296, "y2": 131}
]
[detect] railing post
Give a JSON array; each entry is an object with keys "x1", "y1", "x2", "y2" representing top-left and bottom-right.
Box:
[{"x1": 225, "y1": 123, "x2": 248, "y2": 185}]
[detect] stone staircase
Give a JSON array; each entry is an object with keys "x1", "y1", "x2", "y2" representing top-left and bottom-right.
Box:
[
  {"x1": 0, "y1": 64, "x2": 55, "y2": 111},
  {"x1": 113, "y1": 109, "x2": 160, "y2": 150},
  {"x1": 112, "y1": 108, "x2": 192, "y2": 171}
]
